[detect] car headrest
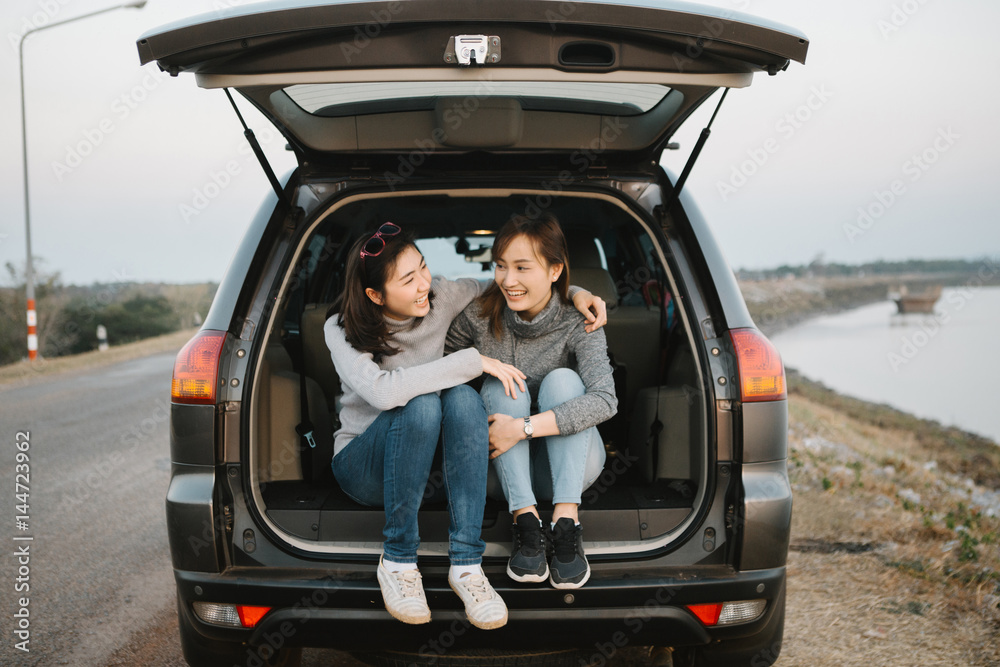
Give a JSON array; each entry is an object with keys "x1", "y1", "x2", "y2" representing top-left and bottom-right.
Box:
[{"x1": 570, "y1": 267, "x2": 619, "y2": 309}]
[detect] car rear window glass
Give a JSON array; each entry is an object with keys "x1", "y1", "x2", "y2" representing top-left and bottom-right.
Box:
[
  {"x1": 416, "y1": 236, "x2": 495, "y2": 281},
  {"x1": 284, "y1": 82, "x2": 671, "y2": 117}
]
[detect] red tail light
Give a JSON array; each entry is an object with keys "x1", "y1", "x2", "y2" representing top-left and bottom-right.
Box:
[
  {"x1": 686, "y1": 603, "x2": 723, "y2": 626},
  {"x1": 729, "y1": 328, "x2": 786, "y2": 402},
  {"x1": 171, "y1": 330, "x2": 226, "y2": 404},
  {"x1": 236, "y1": 605, "x2": 271, "y2": 628}
]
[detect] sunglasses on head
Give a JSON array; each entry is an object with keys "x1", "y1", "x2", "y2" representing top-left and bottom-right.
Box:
[{"x1": 359, "y1": 222, "x2": 402, "y2": 262}]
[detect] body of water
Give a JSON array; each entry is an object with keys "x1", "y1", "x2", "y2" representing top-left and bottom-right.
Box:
[{"x1": 771, "y1": 286, "x2": 1000, "y2": 444}]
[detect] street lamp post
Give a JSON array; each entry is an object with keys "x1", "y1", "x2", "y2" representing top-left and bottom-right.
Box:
[{"x1": 18, "y1": 1, "x2": 147, "y2": 361}]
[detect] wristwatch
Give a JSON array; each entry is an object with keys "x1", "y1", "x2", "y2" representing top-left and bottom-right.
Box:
[{"x1": 523, "y1": 416, "x2": 534, "y2": 440}]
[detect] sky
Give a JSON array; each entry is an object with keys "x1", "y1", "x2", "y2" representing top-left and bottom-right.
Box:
[{"x1": 0, "y1": 0, "x2": 998, "y2": 286}]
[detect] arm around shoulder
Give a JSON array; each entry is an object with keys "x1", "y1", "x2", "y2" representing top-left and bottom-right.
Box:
[{"x1": 326, "y1": 316, "x2": 483, "y2": 411}]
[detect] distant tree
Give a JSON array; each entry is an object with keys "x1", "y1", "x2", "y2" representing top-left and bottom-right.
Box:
[
  {"x1": 62, "y1": 294, "x2": 180, "y2": 353},
  {"x1": 100, "y1": 294, "x2": 179, "y2": 344}
]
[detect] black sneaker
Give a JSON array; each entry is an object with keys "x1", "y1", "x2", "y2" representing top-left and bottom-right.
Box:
[
  {"x1": 549, "y1": 518, "x2": 590, "y2": 589},
  {"x1": 507, "y1": 513, "x2": 549, "y2": 583}
]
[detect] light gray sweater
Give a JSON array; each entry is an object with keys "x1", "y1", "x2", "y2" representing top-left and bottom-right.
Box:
[
  {"x1": 445, "y1": 291, "x2": 618, "y2": 436},
  {"x1": 325, "y1": 276, "x2": 484, "y2": 456}
]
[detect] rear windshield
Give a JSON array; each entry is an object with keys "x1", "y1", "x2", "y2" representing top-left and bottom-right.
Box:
[{"x1": 284, "y1": 81, "x2": 671, "y2": 117}]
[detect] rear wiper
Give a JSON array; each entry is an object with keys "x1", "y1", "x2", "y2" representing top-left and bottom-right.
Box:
[{"x1": 662, "y1": 87, "x2": 729, "y2": 213}]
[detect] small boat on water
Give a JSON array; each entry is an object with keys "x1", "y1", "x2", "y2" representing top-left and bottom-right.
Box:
[{"x1": 888, "y1": 285, "x2": 942, "y2": 314}]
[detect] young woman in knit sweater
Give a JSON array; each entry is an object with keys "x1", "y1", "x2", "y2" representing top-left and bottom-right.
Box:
[
  {"x1": 323, "y1": 222, "x2": 606, "y2": 629},
  {"x1": 446, "y1": 214, "x2": 618, "y2": 590}
]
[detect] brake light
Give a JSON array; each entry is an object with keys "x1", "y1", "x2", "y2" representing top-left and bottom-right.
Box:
[
  {"x1": 171, "y1": 330, "x2": 226, "y2": 404},
  {"x1": 236, "y1": 605, "x2": 272, "y2": 628},
  {"x1": 686, "y1": 603, "x2": 723, "y2": 625},
  {"x1": 728, "y1": 328, "x2": 786, "y2": 402}
]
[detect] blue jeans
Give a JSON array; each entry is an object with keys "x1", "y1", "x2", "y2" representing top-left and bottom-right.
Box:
[
  {"x1": 332, "y1": 385, "x2": 488, "y2": 565},
  {"x1": 481, "y1": 369, "x2": 606, "y2": 513}
]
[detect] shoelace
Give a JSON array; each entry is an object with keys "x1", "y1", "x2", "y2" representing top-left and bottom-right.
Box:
[
  {"x1": 394, "y1": 569, "x2": 425, "y2": 598},
  {"x1": 552, "y1": 522, "x2": 579, "y2": 561},
  {"x1": 459, "y1": 574, "x2": 494, "y2": 603},
  {"x1": 516, "y1": 522, "x2": 544, "y2": 557}
]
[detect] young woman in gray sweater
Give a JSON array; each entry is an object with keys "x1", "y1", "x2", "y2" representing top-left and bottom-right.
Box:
[
  {"x1": 446, "y1": 214, "x2": 618, "y2": 590},
  {"x1": 323, "y1": 223, "x2": 606, "y2": 628}
]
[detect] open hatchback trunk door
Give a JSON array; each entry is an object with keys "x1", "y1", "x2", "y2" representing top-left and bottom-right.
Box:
[{"x1": 137, "y1": 0, "x2": 808, "y2": 167}]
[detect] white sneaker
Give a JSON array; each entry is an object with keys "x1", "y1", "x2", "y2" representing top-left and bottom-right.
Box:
[
  {"x1": 448, "y1": 569, "x2": 508, "y2": 630},
  {"x1": 377, "y1": 557, "x2": 431, "y2": 624}
]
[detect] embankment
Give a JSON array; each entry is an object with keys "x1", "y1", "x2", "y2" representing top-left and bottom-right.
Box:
[{"x1": 739, "y1": 271, "x2": 1000, "y2": 336}]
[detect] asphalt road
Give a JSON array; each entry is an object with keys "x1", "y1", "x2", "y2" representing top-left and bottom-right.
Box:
[{"x1": 0, "y1": 353, "x2": 367, "y2": 667}]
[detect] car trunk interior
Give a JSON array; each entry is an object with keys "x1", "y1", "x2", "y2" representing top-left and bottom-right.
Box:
[{"x1": 247, "y1": 187, "x2": 708, "y2": 555}]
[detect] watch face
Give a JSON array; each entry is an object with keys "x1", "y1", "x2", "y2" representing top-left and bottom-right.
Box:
[{"x1": 523, "y1": 418, "x2": 534, "y2": 436}]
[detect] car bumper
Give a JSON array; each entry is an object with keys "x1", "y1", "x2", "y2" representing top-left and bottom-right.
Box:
[{"x1": 175, "y1": 565, "x2": 786, "y2": 652}]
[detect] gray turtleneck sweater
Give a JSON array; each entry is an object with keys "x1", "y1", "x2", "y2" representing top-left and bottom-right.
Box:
[{"x1": 445, "y1": 291, "x2": 617, "y2": 436}]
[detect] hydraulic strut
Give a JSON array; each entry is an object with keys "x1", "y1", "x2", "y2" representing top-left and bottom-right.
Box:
[
  {"x1": 662, "y1": 88, "x2": 730, "y2": 213},
  {"x1": 223, "y1": 88, "x2": 291, "y2": 209}
]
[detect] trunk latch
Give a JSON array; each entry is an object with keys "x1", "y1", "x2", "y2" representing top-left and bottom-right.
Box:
[{"x1": 445, "y1": 35, "x2": 500, "y2": 65}]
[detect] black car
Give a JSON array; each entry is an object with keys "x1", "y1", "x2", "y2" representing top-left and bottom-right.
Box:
[{"x1": 140, "y1": 2, "x2": 806, "y2": 665}]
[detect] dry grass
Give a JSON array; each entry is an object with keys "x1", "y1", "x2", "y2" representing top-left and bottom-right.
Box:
[
  {"x1": 782, "y1": 392, "x2": 1000, "y2": 665},
  {"x1": 0, "y1": 328, "x2": 198, "y2": 388}
]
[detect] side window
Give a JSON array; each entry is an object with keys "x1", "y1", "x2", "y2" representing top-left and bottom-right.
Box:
[{"x1": 636, "y1": 231, "x2": 675, "y2": 330}]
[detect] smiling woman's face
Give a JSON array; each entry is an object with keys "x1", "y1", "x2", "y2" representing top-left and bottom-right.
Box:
[
  {"x1": 366, "y1": 245, "x2": 432, "y2": 320},
  {"x1": 494, "y1": 234, "x2": 563, "y2": 321}
]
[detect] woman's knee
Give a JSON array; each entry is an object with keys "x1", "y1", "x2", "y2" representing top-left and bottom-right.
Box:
[
  {"x1": 401, "y1": 392, "x2": 441, "y2": 415},
  {"x1": 582, "y1": 429, "x2": 608, "y2": 489},
  {"x1": 399, "y1": 393, "x2": 442, "y2": 438},
  {"x1": 480, "y1": 377, "x2": 531, "y2": 416},
  {"x1": 442, "y1": 384, "x2": 486, "y2": 418},
  {"x1": 538, "y1": 368, "x2": 585, "y2": 409}
]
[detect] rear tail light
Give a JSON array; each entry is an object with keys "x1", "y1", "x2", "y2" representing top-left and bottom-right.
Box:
[
  {"x1": 728, "y1": 328, "x2": 786, "y2": 402},
  {"x1": 236, "y1": 605, "x2": 272, "y2": 628},
  {"x1": 192, "y1": 602, "x2": 272, "y2": 628},
  {"x1": 686, "y1": 599, "x2": 767, "y2": 626},
  {"x1": 171, "y1": 330, "x2": 226, "y2": 404},
  {"x1": 686, "y1": 603, "x2": 722, "y2": 625}
]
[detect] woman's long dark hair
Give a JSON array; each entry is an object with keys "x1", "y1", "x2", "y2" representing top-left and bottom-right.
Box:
[
  {"x1": 327, "y1": 226, "x2": 428, "y2": 360},
  {"x1": 478, "y1": 213, "x2": 571, "y2": 339}
]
